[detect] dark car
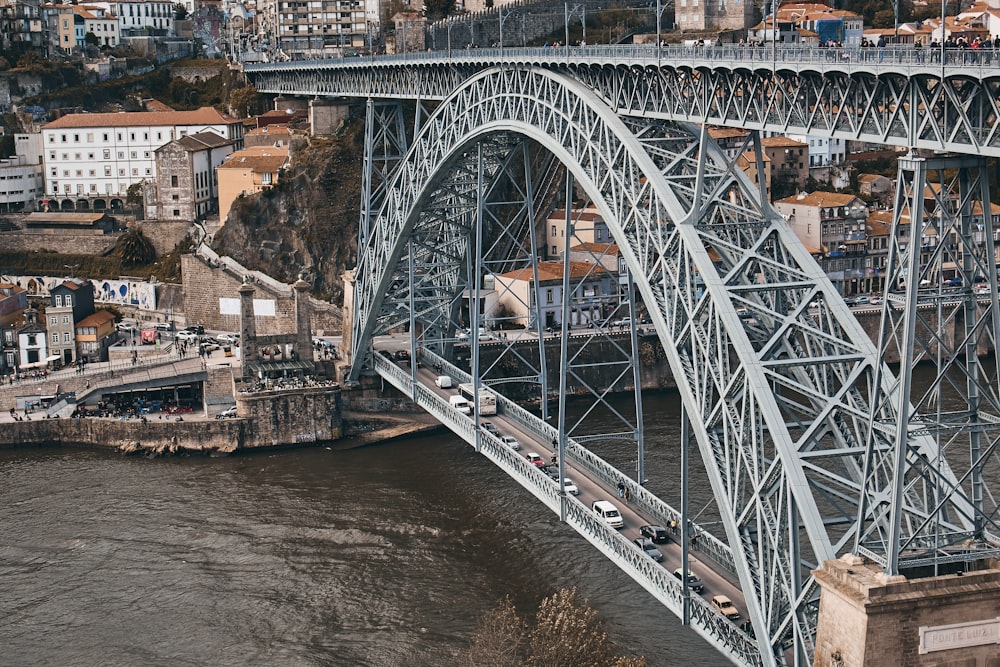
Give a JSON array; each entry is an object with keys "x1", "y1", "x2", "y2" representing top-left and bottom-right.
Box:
[
  {"x1": 481, "y1": 421, "x2": 500, "y2": 436},
  {"x1": 673, "y1": 568, "x2": 704, "y2": 593},
  {"x1": 634, "y1": 537, "x2": 663, "y2": 562},
  {"x1": 640, "y1": 524, "x2": 670, "y2": 544},
  {"x1": 183, "y1": 325, "x2": 205, "y2": 335}
]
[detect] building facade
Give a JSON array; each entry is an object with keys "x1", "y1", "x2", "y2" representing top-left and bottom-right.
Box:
[
  {"x1": 774, "y1": 191, "x2": 870, "y2": 295},
  {"x1": 216, "y1": 146, "x2": 289, "y2": 223},
  {"x1": 75, "y1": 309, "x2": 115, "y2": 361},
  {"x1": 275, "y1": 0, "x2": 367, "y2": 57},
  {"x1": 493, "y1": 261, "x2": 615, "y2": 329},
  {"x1": 153, "y1": 130, "x2": 233, "y2": 221},
  {"x1": 41, "y1": 107, "x2": 243, "y2": 212},
  {"x1": 47, "y1": 279, "x2": 96, "y2": 365},
  {"x1": 0, "y1": 155, "x2": 44, "y2": 213}
]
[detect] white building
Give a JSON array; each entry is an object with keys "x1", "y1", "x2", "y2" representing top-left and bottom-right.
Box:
[
  {"x1": 493, "y1": 261, "x2": 615, "y2": 329},
  {"x1": 0, "y1": 155, "x2": 43, "y2": 213},
  {"x1": 41, "y1": 107, "x2": 243, "y2": 212},
  {"x1": 786, "y1": 133, "x2": 846, "y2": 167},
  {"x1": 90, "y1": 0, "x2": 173, "y2": 35}
]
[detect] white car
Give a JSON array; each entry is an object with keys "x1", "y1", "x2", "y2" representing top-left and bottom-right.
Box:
[
  {"x1": 559, "y1": 478, "x2": 579, "y2": 495},
  {"x1": 500, "y1": 435, "x2": 520, "y2": 450},
  {"x1": 216, "y1": 333, "x2": 240, "y2": 345},
  {"x1": 176, "y1": 330, "x2": 200, "y2": 343}
]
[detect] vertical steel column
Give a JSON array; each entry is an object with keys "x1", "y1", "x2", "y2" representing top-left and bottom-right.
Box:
[
  {"x1": 681, "y1": 403, "x2": 691, "y2": 625},
  {"x1": 408, "y1": 240, "x2": 418, "y2": 388},
  {"x1": 626, "y1": 269, "x2": 645, "y2": 485},
  {"x1": 557, "y1": 172, "x2": 574, "y2": 520},
  {"x1": 471, "y1": 142, "x2": 486, "y2": 452},
  {"x1": 522, "y1": 144, "x2": 550, "y2": 422},
  {"x1": 358, "y1": 100, "x2": 406, "y2": 252}
]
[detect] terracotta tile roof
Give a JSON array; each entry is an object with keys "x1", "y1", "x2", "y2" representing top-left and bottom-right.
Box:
[
  {"x1": 247, "y1": 125, "x2": 291, "y2": 136},
  {"x1": 218, "y1": 146, "x2": 289, "y2": 172},
  {"x1": 144, "y1": 99, "x2": 175, "y2": 112},
  {"x1": 548, "y1": 208, "x2": 603, "y2": 223},
  {"x1": 707, "y1": 127, "x2": 750, "y2": 140},
  {"x1": 761, "y1": 136, "x2": 808, "y2": 149},
  {"x1": 76, "y1": 310, "x2": 115, "y2": 328},
  {"x1": 570, "y1": 242, "x2": 619, "y2": 255},
  {"x1": 858, "y1": 173, "x2": 889, "y2": 183},
  {"x1": 44, "y1": 106, "x2": 238, "y2": 130},
  {"x1": 497, "y1": 261, "x2": 610, "y2": 283},
  {"x1": 775, "y1": 191, "x2": 863, "y2": 207}
]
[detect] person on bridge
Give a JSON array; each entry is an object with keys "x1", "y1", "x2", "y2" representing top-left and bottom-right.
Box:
[{"x1": 617, "y1": 480, "x2": 625, "y2": 497}]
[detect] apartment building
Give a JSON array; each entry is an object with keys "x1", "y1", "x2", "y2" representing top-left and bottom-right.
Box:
[
  {"x1": 47, "y1": 279, "x2": 96, "y2": 366},
  {"x1": 216, "y1": 146, "x2": 290, "y2": 223},
  {"x1": 774, "y1": 191, "x2": 869, "y2": 295},
  {"x1": 90, "y1": 0, "x2": 173, "y2": 35},
  {"x1": 493, "y1": 261, "x2": 615, "y2": 329},
  {"x1": 274, "y1": 0, "x2": 367, "y2": 57},
  {"x1": 49, "y1": 4, "x2": 120, "y2": 52},
  {"x1": 41, "y1": 107, "x2": 243, "y2": 212},
  {"x1": 0, "y1": 0, "x2": 45, "y2": 52}
]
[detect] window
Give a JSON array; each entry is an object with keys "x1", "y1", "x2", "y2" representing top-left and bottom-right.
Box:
[
  {"x1": 65, "y1": 295, "x2": 72, "y2": 307},
  {"x1": 52, "y1": 332, "x2": 59, "y2": 344},
  {"x1": 546, "y1": 289, "x2": 553, "y2": 304},
  {"x1": 63, "y1": 332, "x2": 71, "y2": 342},
  {"x1": 62, "y1": 315, "x2": 70, "y2": 324},
  {"x1": 105, "y1": 166, "x2": 112, "y2": 176},
  {"x1": 117, "y1": 152, "x2": 124, "y2": 159},
  {"x1": 50, "y1": 316, "x2": 58, "y2": 325},
  {"x1": 103, "y1": 133, "x2": 109, "y2": 141},
  {"x1": 551, "y1": 224, "x2": 556, "y2": 236},
  {"x1": 173, "y1": 209, "x2": 180, "y2": 217},
  {"x1": 171, "y1": 194, "x2": 179, "y2": 200},
  {"x1": 132, "y1": 168, "x2": 138, "y2": 176},
  {"x1": 49, "y1": 152, "x2": 56, "y2": 160},
  {"x1": 171, "y1": 175, "x2": 178, "y2": 187},
  {"x1": 55, "y1": 294, "x2": 62, "y2": 307},
  {"x1": 130, "y1": 151, "x2": 137, "y2": 159}
]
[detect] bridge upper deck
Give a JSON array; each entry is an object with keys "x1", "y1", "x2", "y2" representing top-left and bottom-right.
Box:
[{"x1": 246, "y1": 44, "x2": 1000, "y2": 157}]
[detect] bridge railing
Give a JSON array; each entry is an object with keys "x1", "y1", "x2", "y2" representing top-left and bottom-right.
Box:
[
  {"x1": 415, "y1": 348, "x2": 737, "y2": 574},
  {"x1": 247, "y1": 43, "x2": 998, "y2": 73},
  {"x1": 379, "y1": 352, "x2": 760, "y2": 665}
]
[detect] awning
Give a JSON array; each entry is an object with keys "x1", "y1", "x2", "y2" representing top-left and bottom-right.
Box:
[{"x1": 45, "y1": 354, "x2": 60, "y2": 362}]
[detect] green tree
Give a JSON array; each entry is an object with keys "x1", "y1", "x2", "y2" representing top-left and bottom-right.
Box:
[
  {"x1": 125, "y1": 182, "x2": 145, "y2": 215},
  {"x1": 228, "y1": 85, "x2": 259, "y2": 119},
  {"x1": 85, "y1": 31, "x2": 99, "y2": 47},
  {"x1": 174, "y1": 2, "x2": 188, "y2": 20},
  {"x1": 117, "y1": 228, "x2": 157, "y2": 266},
  {"x1": 424, "y1": 0, "x2": 453, "y2": 21}
]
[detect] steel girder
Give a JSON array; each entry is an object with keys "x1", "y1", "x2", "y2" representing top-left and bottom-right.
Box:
[
  {"x1": 245, "y1": 47, "x2": 1000, "y2": 157},
  {"x1": 347, "y1": 65, "x2": 958, "y2": 666},
  {"x1": 858, "y1": 154, "x2": 1000, "y2": 574}
]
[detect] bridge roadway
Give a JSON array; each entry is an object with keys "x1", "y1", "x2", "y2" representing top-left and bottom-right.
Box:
[
  {"x1": 372, "y1": 349, "x2": 762, "y2": 665},
  {"x1": 246, "y1": 43, "x2": 1000, "y2": 158}
]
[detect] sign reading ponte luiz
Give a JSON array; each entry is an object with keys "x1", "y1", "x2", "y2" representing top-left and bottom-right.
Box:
[{"x1": 919, "y1": 618, "x2": 1000, "y2": 654}]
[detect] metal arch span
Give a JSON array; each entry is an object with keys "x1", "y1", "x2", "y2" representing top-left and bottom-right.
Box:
[
  {"x1": 349, "y1": 66, "x2": 968, "y2": 665},
  {"x1": 245, "y1": 45, "x2": 1000, "y2": 158}
]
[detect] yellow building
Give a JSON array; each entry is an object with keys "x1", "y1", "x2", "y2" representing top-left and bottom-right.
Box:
[
  {"x1": 75, "y1": 309, "x2": 115, "y2": 362},
  {"x1": 217, "y1": 147, "x2": 290, "y2": 224}
]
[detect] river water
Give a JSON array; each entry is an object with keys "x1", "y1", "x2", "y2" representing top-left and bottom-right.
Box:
[{"x1": 0, "y1": 390, "x2": 735, "y2": 667}]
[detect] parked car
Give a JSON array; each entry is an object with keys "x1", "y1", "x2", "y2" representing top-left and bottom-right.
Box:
[
  {"x1": 634, "y1": 537, "x2": 664, "y2": 562},
  {"x1": 673, "y1": 568, "x2": 704, "y2": 593},
  {"x1": 216, "y1": 406, "x2": 237, "y2": 419},
  {"x1": 183, "y1": 325, "x2": 205, "y2": 335},
  {"x1": 500, "y1": 435, "x2": 520, "y2": 451},
  {"x1": 153, "y1": 322, "x2": 174, "y2": 333},
  {"x1": 711, "y1": 595, "x2": 741, "y2": 620},
  {"x1": 640, "y1": 524, "x2": 670, "y2": 544}
]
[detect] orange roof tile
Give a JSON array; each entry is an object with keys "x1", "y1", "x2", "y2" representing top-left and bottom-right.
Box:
[
  {"x1": 497, "y1": 261, "x2": 610, "y2": 283},
  {"x1": 44, "y1": 107, "x2": 238, "y2": 130}
]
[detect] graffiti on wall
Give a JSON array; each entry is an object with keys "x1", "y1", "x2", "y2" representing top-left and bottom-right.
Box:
[{"x1": 1, "y1": 275, "x2": 158, "y2": 311}]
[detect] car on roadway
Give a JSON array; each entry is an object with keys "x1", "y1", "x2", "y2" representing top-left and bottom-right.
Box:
[
  {"x1": 634, "y1": 537, "x2": 664, "y2": 562},
  {"x1": 500, "y1": 435, "x2": 520, "y2": 451},
  {"x1": 673, "y1": 568, "x2": 704, "y2": 593},
  {"x1": 611, "y1": 317, "x2": 632, "y2": 327},
  {"x1": 558, "y1": 478, "x2": 579, "y2": 495},
  {"x1": 711, "y1": 595, "x2": 741, "y2": 621},
  {"x1": 640, "y1": 524, "x2": 670, "y2": 544},
  {"x1": 481, "y1": 421, "x2": 500, "y2": 436},
  {"x1": 526, "y1": 452, "x2": 546, "y2": 467},
  {"x1": 216, "y1": 333, "x2": 240, "y2": 345},
  {"x1": 182, "y1": 325, "x2": 205, "y2": 335},
  {"x1": 176, "y1": 330, "x2": 200, "y2": 343}
]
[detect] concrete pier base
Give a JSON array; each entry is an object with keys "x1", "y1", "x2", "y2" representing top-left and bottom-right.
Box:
[{"x1": 814, "y1": 553, "x2": 1000, "y2": 667}]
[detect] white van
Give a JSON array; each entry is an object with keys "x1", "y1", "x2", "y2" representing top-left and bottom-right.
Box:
[
  {"x1": 449, "y1": 395, "x2": 471, "y2": 415},
  {"x1": 435, "y1": 375, "x2": 452, "y2": 389},
  {"x1": 593, "y1": 500, "x2": 624, "y2": 528}
]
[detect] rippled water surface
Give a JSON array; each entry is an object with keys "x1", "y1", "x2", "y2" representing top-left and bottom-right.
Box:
[{"x1": 1, "y1": 392, "x2": 728, "y2": 667}]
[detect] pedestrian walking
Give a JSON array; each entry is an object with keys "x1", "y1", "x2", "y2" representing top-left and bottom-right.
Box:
[
  {"x1": 617, "y1": 480, "x2": 625, "y2": 497},
  {"x1": 624, "y1": 487, "x2": 631, "y2": 503}
]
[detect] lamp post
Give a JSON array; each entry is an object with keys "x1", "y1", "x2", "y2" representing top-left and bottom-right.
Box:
[{"x1": 564, "y1": 2, "x2": 584, "y2": 48}]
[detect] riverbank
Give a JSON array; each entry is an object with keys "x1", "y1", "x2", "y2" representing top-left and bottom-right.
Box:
[{"x1": 0, "y1": 409, "x2": 444, "y2": 455}]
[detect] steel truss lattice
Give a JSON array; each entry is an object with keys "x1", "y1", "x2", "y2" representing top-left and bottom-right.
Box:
[
  {"x1": 345, "y1": 65, "x2": 993, "y2": 666},
  {"x1": 858, "y1": 155, "x2": 1000, "y2": 574}
]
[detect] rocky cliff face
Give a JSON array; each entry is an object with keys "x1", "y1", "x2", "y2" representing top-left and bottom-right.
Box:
[{"x1": 212, "y1": 118, "x2": 365, "y2": 304}]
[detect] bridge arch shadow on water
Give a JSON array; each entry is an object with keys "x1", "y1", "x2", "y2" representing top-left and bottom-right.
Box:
[{"x1": 278, "y1": 59, "x2": 1000, "y2": 667}]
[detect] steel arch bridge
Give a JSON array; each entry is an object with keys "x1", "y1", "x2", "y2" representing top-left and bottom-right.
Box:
[{"x1": 246, "y1": 49, "x2": 1000, "y2": 666}]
